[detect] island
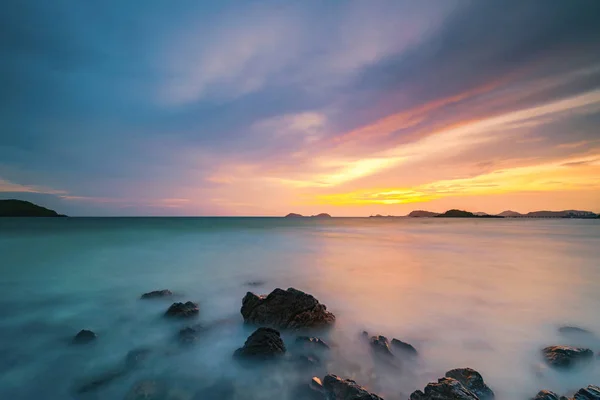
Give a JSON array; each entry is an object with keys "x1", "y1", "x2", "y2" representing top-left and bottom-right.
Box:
[
  {"x1": 0, "y1": 199, "x2": 65, "y2": 217},
  {"x1": 435, "y1": 209, "x2": 503, "y2": 218},
  {"x1": 407, "y1": 210, "x2": 440, "y2": 217},
  {"x1": 284, "y1": 213, "x2": 332, "y2": 218}
]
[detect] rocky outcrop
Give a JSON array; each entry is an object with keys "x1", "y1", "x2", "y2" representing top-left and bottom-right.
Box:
[
  {"x1": 0, "y1": 199, "x2": 65, "y2": 217},
  {"x1": 391, "y1": 338, "x2": 418, "y2": 355},
  {"x1": 410, "y1": 377, "x2": 479, "y2": 400},
  {"x1": 531, "y1": 390, "x2": 566, "y2": 400},
  {"x1": 140, "y1": 289, "x2": 172, "y2": 299},
  {"x1": 445, "y1": 368, "x2": 494, "y2": 399},
  {"x1": 574, "y1": 385, "x2": 600, "y2": 400},
  {"x1": 542, "y1": 346, "x2": 593, "y2": 368},
  {"x1": 296, "y1": 336, "x2": 330, "y2": 350},
  {"x1": 164, "y1": 301, "x2": 199, "y2": 318},
  {"x1": 321, "y1": 374, "x2": 383, "y2": 400},
  {"x1": 369, "y1": 335, "x2": 394, "y2": 358},
  {"x1": 72, "y1": 329, "x2": 97, "y2": 344},
  {"x1": 233, "y1": 327, "x2": 286, "y2": 360},
  {"x1": 240, "y1": 288, "x2": 335, "y2": 330}
]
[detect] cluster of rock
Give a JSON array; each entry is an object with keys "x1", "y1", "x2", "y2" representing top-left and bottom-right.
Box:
[{"x1": 68, "y1": 287, "x2": 599, "y2": 400}]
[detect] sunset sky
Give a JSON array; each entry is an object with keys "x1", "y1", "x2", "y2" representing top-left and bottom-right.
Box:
[{"x1": 1, "y1": 0, "x2": 600, "y2": 216}]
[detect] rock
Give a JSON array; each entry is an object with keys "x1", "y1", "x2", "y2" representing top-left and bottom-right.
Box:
[
  {"x1": 76, "y1": 369, "x2": 125, "y2": 393},
  {"x1": 322, "y1": 374, "x2": 383, "y2": 400},
  {"x1": 558, "y1": 326, "x2": 594, "y2": 336},
  {"x1": 165, "y1": 301, "x2": 199, "y2": 318},
  {"x1": 296, "y1": 336, "x2": 330, "y2": 350},
  {"x1": 240, "y1": 288, "x2": 335, "y2": 330},
  {"x1": 124, "y1": 380, "x2": 167, "y2": 400},
  {"x1": 531, "y1": 390, "x2": 567, "y2": 400},
  {"x1": 233, "y1": 327, "x2": 286, "y2": 360},
  {"x1": 391, "y1": 338, "x2": 418, "y2": 355},
  {"x1": 369, "y1": 335, "x2": 394, "y2": 358},
  {"x1": 72, "y1": 329, "x2": 97, "y2": 344},
  {"x1": 292, "y1": 354, "x2": 321, "y2": 369},
  {"x1": 361, "y1": 331, "x2": 370, "y2": 338},
  {"x1": 574, "y1": 385, "x2": 600, "y2": 400},
  {"x1": 125, "y1": 348, "x2": 152, "y2": 369},
  {"x1": 192, "y1": 379, "x2": 235, "y2": 400},
  {"x1": 542, "y1": 346, "x2": 593, "y2": 369},
  {"x1": 179, "y1": 325, "x2": 204, "y2": 344},
  {"x1": 410, "y1": 377, "x2": 479, "y2": 400},
  {"x1": 445, "y1": 368, "x2": 494, "y2": 399},
  {"x1": 141, "y1": 289, "x2": 172, "y2": 299},
  {"x1": 292, "y1": 377, "x2": 327, "y2": 400}
]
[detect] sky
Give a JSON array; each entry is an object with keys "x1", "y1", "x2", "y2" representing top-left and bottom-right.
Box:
[{"x1": 1, "y1": 0, "x2": 600, "y2": 216}]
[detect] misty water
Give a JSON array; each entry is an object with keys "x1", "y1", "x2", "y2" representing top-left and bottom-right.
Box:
[{"x1": 0, "y1": 217, "x2": 598, "y2": 399}]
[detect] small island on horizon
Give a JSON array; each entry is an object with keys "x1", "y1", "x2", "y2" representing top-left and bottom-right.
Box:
[
  {"x1": 284, "y1": 213, "x2": 332, "y2": 219},
  {"x1": 0, "y1": 199, "x2": 66, "y2": 217}
]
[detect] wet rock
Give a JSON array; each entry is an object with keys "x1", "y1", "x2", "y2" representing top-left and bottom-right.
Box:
[
  {"x1": 141, "y1": 289, "x2": 173, "y2": 299},
  {"x1": 322, "y1": 374, "x2": 383, "y2": 400},
  {"x1": 125, "y1": 348, "x2": 152, "y2": 369},
  {"x1": 292, "y1": 377, "x2": 327, "y2": 400},
  {"x1": 296, "y1": 336, "x2": 330, "y2": 350},
  {"x1": 369, "y1": 335, "x2": 394, "y2": 358},
  {"x1": 445, "y1": 368, "x2": 494, "y2": 399},
  {"x1": 124, "y1": 380, "x2": 167, "y2": 400},
  {"x1": 574, "y1": 385, "x2": 600, "y2": 400},
  {"x1": 531, "y1": 390, "x2": 567, "y2": 400},
  {"x1": 240, "y1": 288, "x2": 335, "y2": 330},
  {"x1": 192, "y1": 379, "x2": 235, "y2": 400},
  {"x1": 542, "y1": 346, "x2": 593, "y2": 369},
  {"x1": 410, "y1": 377, "x2": 478, "y2": 400},
  {"x1": 72, "y1": 329, "x2": 97, "y2": 344},
  {"x1": 178, "y1": 325, "x2": 204, "y2": 344},
  {"x1": 233, "y1": 327, "x2": 286, "y2": 360},
  {"x1": 165, "y1": 301, "x2": 199, "y2": 318},
  {"x1": 391, "y1": 338, "x2": 418, "y2": 355}
]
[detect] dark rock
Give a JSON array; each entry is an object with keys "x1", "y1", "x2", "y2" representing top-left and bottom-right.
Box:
[
  {"x1": 322, "y1": 374, "x2": 383, "y2": 400},
  {"x1": 179, "y1": 325, "x2": 204, "y2": 344},
  {"x1": 165, "y1": 301, "x2": 199, "y2": 318},
  {"x1": 140, "y1": 289, "x2": 172, "y2": 299},
  {"x1": 369, "y1": 335, "x2": 394, "y2": 358},
  {"x1": 391, "y1": 338, "x2": 418, "y2": 355},
  {"x1": 193, "y1": 379, "x2": 235, "y2": 400},
  {"x1": 542, "y1": 346, "x2": 593, "y2": 369},
  {"x1": 445, "y1": 368, "x2": 494, "y2": 399},
  {"x1": 75, "y1": 369, "x2": 126, "y2": 393},
  {"x1": 291, "y1": 377, "x2": 327, "y2": 400},
  {"x1": 361, "y1": 330, "x2": 369, "y2": 338},
  {"x1": 296, "y1": 336, "x2": 330, "y2": 350},
  {"x1": 72, "y1": 329, "x2": 97, "y2": 344},
  {"x1": 124, "y1": 348, "x2": 152, "y2": 369},
  {"x1": 292, "y1": 354, "x2": 321, "y2": 369},
  {"x1": 240, "y1": 288, "x2": 335, "y2": 330},
  {"x1": 574, "y1": 385, "x2": 600, "y2": 400},
  {"x1": 233, "y1": 327, "x2": 286, "y2": 360},
  {"x1": 531, "y1": 390, "x2": 567, "y2": 400},
  {"x1": 410, "y1": 377, "x2": 479, "y2": 400},
  {"x1": 124, "y1": 380, "x2": 167, "y2": 400},
  {"x1": 558, "y1": 326, "x2": 594, "y2": 335}
]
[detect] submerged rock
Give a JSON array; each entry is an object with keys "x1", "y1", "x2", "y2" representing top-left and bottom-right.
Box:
[
  {"x1": 179, "y1": 325, "x2": 204, "y2": 344},
  {"x1": 124, "y1": 348, "x2": 152, "y2": 369},
  {"x1": 72, "y1": 329, "x2": 97, "y2": 344},
  {"x1": 391, "y1": 338, "x2": 418, "y2": 355},
  {"x1": 410, "y1": 377, "x2": 479, "y2": 400},
  {"x1": 542, "y1": 346, "x2": 593, "y2": 369},
  {"x1": 165, "y1": 301, "x2": 199, "y2": 318},
  {"x1": 124, "y1": 380, "x2": 167, "y2": 400},
  {"x1": 532, "y1": 390, "x2": 567, "y2": 400},
  {"x1": 574, "y1": 385, "x2": 600, "y2": 400},
  {"x1": 240, "y1": 288, "x2": 335, "y2": 330},
  {"x1": 445, "y1": 368, "x2": 494, "y2": 399},
  {"x1": 292, "y1": 377, "x2": 327, "y2": 400},
  {"x1": 296, "y1": 336, "x2": 330, "y2": 350},
  {"x1": 292, "y1": 354, "x2": 322, "y2": 369},
  {"x1": 369, "y1": 335, "x2": 394, "y2": 358},
  {"x1": 76, "y1": 369, "x2": 125, "y2": 393},
  {"x1": 322, "y1": 374, "x2": 383, "y2": 400},
  {"x1": 141, "y1": 289, "x2": 172, "y2": 299},
  {"x1": 233, "y1": 327, "x2": 286, "y2": 360}
]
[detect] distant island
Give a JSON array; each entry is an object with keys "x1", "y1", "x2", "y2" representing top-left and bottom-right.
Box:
[
  {"x1": 284, "y1": 213, "x2": 332, "y2": 219},
  {"x1": 406, "y1": 208, "x2": 598, "y2": 219},
  {"x1": 407, "y1": 210, "x2": 440, "y2": 218},
  {"x1": 434, "y1": 209, "x2": 503, "y2": 218},
  {"x1": 0, "y1": 199, "x2": 65, "y2": 217}
]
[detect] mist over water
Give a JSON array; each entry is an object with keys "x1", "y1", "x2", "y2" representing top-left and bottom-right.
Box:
[{"x1": 0, "y1": 218, "x2": 598, "y2": 399}]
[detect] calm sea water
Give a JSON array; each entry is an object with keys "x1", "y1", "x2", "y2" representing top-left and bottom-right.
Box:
[{"x1": 0, "y1": 217, "x2": 598, "y2": 399}]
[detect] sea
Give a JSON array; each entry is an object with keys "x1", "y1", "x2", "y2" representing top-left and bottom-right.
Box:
[{"x1": 0, "y1": 217, "x2": 598, "y2": 399}]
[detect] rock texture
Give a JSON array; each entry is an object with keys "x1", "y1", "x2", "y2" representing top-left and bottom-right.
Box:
[
  {"x1": 72, "y1": 329, "x2": 97, "y2": 344},
  {"x1": 296, "y1": 336, "x2": 330, "y2": 350},
  {"x1": 445, "y1": 368, "x2": 494, "y2": 399},
  {"x1": 542, "y1": 346, "x2": 593, "y2": 368},
  {"x1": 240, "y1": 288, "x2": 335, "y2": 330},
  {"x1": 410, "y1": 377, "x2": 479, "y2": 400},
  {"x1": 233, "y1": 327, "x2": 286, "y2": 360},
  {"x1": 369, "y1": 335, "x2": 394, "y2": 358},
  {"x1": 164, "y1": 301, "x2": 199, "y2": 318},
  {"x1": 391, "y1": 338, "x2": 418, "y2": 355},
  {"x1": 574, "y1": 385, "x2": 600, "y2": 400},
  {"x1": 140, "y1": 289, "x2": 172, "y2": 299},
  {"x1": 322, "y1": 374, "x2": 383, "y2": 400},
  {"x1": 532, "y1": 390, "x2": 569, "y2": 400}
]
